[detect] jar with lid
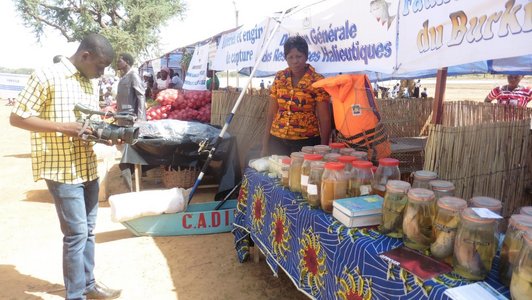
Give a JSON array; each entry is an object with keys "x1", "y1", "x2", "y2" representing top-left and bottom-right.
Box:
[
  {"x1": 352, "y1": 151, "x2": 368, "y2": 161},
  {"x1": 381, "y1": 180, "x2": 411, "y2": 238},
  {"x1": 339, "y1": 147, "x2": 356, "y2": 156},
  {"x1": 307, "y1": 161, "x2": 326, "y2": 208},
  {"x1": 338, "y1": 156, "x2": 357, "y2": 173},
  {"x1": 372, "y1": 158, "x2": 401, "y2": 197},
  {"x1": 280, "y1": 158, "x2": 291, "y2": 187},
  {"x1": 403, "y1": 188, "x2": 436, "y2": 251},
  {"x1": 412, "y1": 170, "x2": 438, "y2": 189},
  {"x1": 320, "y1": 162, "x2": 348, "y2": 213},
  {"x1": 469, "y1": 196, "x2": 503, "y2": 215},
  {"x1": 289, "y1": 152, "x2": 305, "y2": 193},
  {"x1": 453, "y1": 208, "x2": 498, "y2": 280},
  {"x1": 429, "y1": 180, "x2": 455, "y2": 200},
  {"x1": 301, "y1": 154, "x2": 323, "y2": 200},
  {"x1": 329, "y1": 142, "x2": 346, "y2": 153},
  {"x1": 301, "y1": 146, "x2": 315, "y2": 154},
  {"x1": 349, "y1": 161, "x2": 374, "y2": 197},
  {"x1": 499, "y1": 214, "x2": 532, "y2": 286},
  {"x1": 430, "y1": 196, "x2": 467, "y2": 262},
  {"x1": 313, "y1": 145, "x2": 330, "y2": 155},
  {"x1": 323, "y1": 153, "x2": 341, "y2": 162},
  {"x1": 520, "y1": 206, "x2": 532, "y2": 216},
  {"x1": 510, "y1": 229, "x2": 532, "y2": 300}
]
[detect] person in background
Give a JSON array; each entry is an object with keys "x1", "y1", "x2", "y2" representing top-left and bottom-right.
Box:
[
  {"x1": 206, "y1": 69, "x2": 220, "y2": 90},
  {"x1": 152, "y1": 67, "x2": 171, "y2": 97},
  {"x1": 260, "y1": 79, "x2": 265, "y2": 90},
  {"x1": 485, "y1": 75, "x2": 531, "y2": 107},
  {"x1": 143, "y1": 73, "x2": 154, "y2": 99},
  {"x1": 261, "y1": 35, "x2": 331, "y2": 157},
  {"x1": 9, "y1": 33, "x2": 121, "y2": 300},
  {"x1": 170, "y1": 69, "x2": 184, "y2": 89},
  {"x1": 413, "y1": 79, "x2": 421, "y2": 98},
  {"x1": 421, "y1": 87, "x2": 428, "y2": 99},
  {"x1": 115, "y1": 52, "x2": 146, "y2": 192}
]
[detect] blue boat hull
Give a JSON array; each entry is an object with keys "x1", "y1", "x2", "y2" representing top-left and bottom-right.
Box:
[{"x1": 121, "y1": 200, "x2": 237, "y2": 236}]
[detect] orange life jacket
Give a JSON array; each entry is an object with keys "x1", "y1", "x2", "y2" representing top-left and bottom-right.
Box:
[{"x1": 312, "y1": 74, "x2": 391, "y2": 161}]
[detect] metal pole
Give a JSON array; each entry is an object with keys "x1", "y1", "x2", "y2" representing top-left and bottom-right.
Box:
[{"x1": 187, "y1": 9, "x2": 290, "y2": 205}]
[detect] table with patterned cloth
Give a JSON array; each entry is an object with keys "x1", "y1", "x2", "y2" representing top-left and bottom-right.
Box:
[{"x1": 232, "y1": 168, "x2": 510, "y2": 300}]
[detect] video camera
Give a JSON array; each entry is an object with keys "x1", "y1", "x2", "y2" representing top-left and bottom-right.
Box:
[{"x1": 74, "y1": 104, "x2": 139, "y2": 145}]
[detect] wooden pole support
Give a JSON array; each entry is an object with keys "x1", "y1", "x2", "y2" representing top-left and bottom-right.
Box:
[{"x1": 431, "y1": 67, "x2": 448, "y2": 125}]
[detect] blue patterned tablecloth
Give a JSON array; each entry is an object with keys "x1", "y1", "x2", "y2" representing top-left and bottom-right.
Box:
[{"x1": 232, "y1": 168, "x2": 510, "y2": 300}]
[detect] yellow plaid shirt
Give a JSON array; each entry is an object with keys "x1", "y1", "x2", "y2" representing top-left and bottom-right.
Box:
[{"x1": 12, "y1": 59, "x2": 101, "y2": 184}]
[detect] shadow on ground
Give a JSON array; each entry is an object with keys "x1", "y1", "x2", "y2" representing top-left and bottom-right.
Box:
[{"x1": 0, "y1": 265, "x2": 64, "y2": 299}]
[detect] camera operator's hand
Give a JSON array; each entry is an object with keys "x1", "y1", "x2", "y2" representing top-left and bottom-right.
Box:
[{"x1": 61, "y1": 122, "x2": 93, "y2": 138}]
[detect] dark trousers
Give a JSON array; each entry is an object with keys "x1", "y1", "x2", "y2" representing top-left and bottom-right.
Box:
[{"x1": 268, "y1": 135, "x2": 321, "y2": 157}]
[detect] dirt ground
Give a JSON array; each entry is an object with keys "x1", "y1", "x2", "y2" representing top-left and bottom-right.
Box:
[{"x1": 0, "y1": 76, "x2": 530, "y2": 300}]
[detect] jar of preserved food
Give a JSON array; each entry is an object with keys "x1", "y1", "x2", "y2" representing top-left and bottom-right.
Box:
[
  {"x1": 289, "y1": 152, "x2": 305, "y2": 193},
  {"x1": 403, "y1": 188, "x2": 436, "y2": 251},
  {"x1": 350, "y1": 161, "x2": 374, "y2": 197},
  {"x1": 307, "y1": 161, "x2": 326, "y2": 208},
  {"x1": 352, "y1": 151, "x2": 369, "y2": 161},
  {"x1": 338, "y1": 156, "x2": 357, "y2": 173},
  {"x1": 381, "y1": 180, "x2": 411, "y2": 238},
  {"x1": 323, "y1": 153, "x2": 341, "y2": 162},
  {"x1": 339, "y1": 147, "x2": 356, "y2": 156},
  {"x1": 412, "y1": 170, "x2": 438, "y2": 189},
  {"x1": 281, "y1": 158, "x2": 291, "y2": 187},
  {"x1": 329, "y1": 142, "x2": 346, "y2": 153},
  {"x1": 301, "y1": 154, "x2": 323, "y2": 200},
  {"x1": 510, "y1": 229, "x2": 532, "y2": 300},
  {"x1": 453, "y1": 208, "x2": 498, "y2": 280},
  {"x1": 372, "y1": 158, "x2": 401, "y2": 197},
  {"x1": 499, "y1": 214, "x2": 532, "y2": 286},
  {"x1": 313, "y1": 145, "x2": 331, "y2": 155},
  {"x1": 430, "y1": 196, "x2": 467, "y2": 262},
  {"x1": 469, "y1": 196, "x2": 504, "y2": 237},
  {"x1": 301, "y1": 146, "x2": 314, "y2": 154},
  {"x1": 520, "y1": 206, "x2": 532, "y2": 216},
  {"x1": 320, "y1": 162, "x2": 347, "y2": 213},
  {"x1": 429, "y1": 180, "x2": 455, "y2": 200}
]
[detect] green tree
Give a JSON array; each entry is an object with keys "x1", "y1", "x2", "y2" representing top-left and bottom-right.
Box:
[{"x1": 14, "y1": 0, "x2": 187, "y2": 62}]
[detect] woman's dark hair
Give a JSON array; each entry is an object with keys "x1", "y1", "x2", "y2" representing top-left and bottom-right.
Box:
[
  {"x1": 119, "y1": 53, "x2": 135, "y2": 66},
  {"x1": 283, "y1": 35, "x2": 308, "y2": 58}
]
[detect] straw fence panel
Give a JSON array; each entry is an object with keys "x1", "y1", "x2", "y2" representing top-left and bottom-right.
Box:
[
  {"x1": 424, "y1": 101, "x2": 531, "y2": 217},
  {"x1": 211, "y1": 90, "x2": 269, "y2": 167},
  {"x1": 376, "y1": 97, "x2": 434, "y2": 138}
]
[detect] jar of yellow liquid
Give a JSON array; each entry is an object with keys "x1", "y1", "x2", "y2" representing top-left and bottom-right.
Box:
[
  {"x1": 307, "y1": 161, "x2": 326, "y2": 208},
  {"x1": 430, "y1": 196, "x2": 467, "y2": 262},
  {"x1": 349, "y1": 161, "x2": 374, "y2": 197},
  {"x1": 381, "y1": 180, "x2": 411, "y2": 238},
  {"x1": 301, "y1": 154, "x2": 323, "y2": 200},
  {"x1": 289, "y1": 152, "x2": 304, "y2": 193},
  {"x1": 510, "y1": 229, "x2": 532, "y2": 300},
  {"x1": 320, "y1": 162, "x2": 347, "y2": 213},
  {"x1": 499, "y1": 214, "x2": 532, "y2": 286},
  {"x1": 402, "y1": 188, "x2": 435, "y2": 251}
]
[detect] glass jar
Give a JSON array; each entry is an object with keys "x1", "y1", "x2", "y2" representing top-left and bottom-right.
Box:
[
  {"x1": 329, "y1": 142, "x2": 346, "y2": 153},
  {"x1": 510, "y1": 230, "x2": 532, "y2": 300},
  {"x1": 429, "y1": 180, "x2": 455, "y2": 200},
  {"x1": 289, "y1": 152, "x2": 305, "y2": 193},
  {"x1": 499, "y1": 214, "x2": 532, "y2": 286},
  {"x1": 453, "y1": 208, "x2": 498, "y2": 280},
  {"x1": 301, "y1": 154, "x2": 323, "y2": 200},
  {"x1": 320, "y1": 162, "x2": 347, "y2": 213},
  {"x1": 520, "y1": 206, "x2": 532, "y2": 216},
  {"x1": 307, "y1": 161, "x2": 326, "y2": 208},
  {"x1": 412, "y1": 170, "x2": 438, "y2": 189},
  {"x1": 349, "y1": 161, "x2": 374, "y2": 197},
  {"x1": 313, "y1": 145, "x2": 331, "y2": 155},
  {"x1": 381, "y1": 180, "x2": 411, "y2": 238},
  {"x1": 372, "y1": 158, "x2": 401, "y2": 197},
  {"x1": 352, "y1": 151, "x2": 369, "y2": 161},
  {"x1": 403, "y1": 188, "x2": 436, "y2": 251},
  {"x1": 323, "y1": 153, "x2": 341, "y2": 162},
  {"x1": 281, "y1": 158, "x2": 291, "y2": 187},
  {"x1": 339, "y1": 147, "x2": 356, "y2": 156},
  {"x1": 469, "y1": 196, "x2": 503, "y2": 215},
  {"x1": 301, "y1": 146, "x2": 315, "y2": 154},
  {"x1": 430, "y1": 196, "x2": 467, "y2": 262},
  {"x1": 338, "y1": 156, "x2": 357, "y2": 173}
]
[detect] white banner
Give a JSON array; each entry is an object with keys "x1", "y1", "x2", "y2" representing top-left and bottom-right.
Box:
[
  {"x1": 183, "y1": 44, "x2": 210, "y2": 91},
  {"x1": 211, "y1": 19, "x2": 271, "y2": 71},
  {"x1": 396, "y1": 0, "x2": 532, "y2": 73}
]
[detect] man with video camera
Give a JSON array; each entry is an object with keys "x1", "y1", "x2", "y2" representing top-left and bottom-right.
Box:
[{"x1": 9, "y1": 33, "x2": 122, "y2": 300}]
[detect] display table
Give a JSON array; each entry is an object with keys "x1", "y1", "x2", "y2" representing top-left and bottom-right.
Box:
[{"x1": 233, "y1": 168, "x2": 510, "y2": 299}]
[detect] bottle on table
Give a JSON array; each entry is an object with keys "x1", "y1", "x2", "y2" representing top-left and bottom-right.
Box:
[
  {"x1": 372, "y1": 158, "x2": 401, "y2": 197},
  {"x1": 320, "y1": 162, "x2": 347, "y2": 213},
  {"x1": 453, "y1": 208, "x2": 498, "y2": 281},
  {"x1": 499, "y1": 214, "x2": 532, "y2": 286},
  {"x1": 402, "y1": 188, "x2": 436, "y2": 251},
  {"x1": 301, "y1": 154, "x2": 323, "y2": 200},
  {"x1": 349, "y1": 161, "x2": 374, "y2": 197},
  {"x1": 323, "y1": 153, "x2": 341, "y2": 162},
  {"x1": 339, "y1": 147, "x2": 356, "y2": 156},
  {"x1": 329, "y1": 142, "x2": 346, "y2": 153},
  {"x1": 381, "y1": 180, "x2": 411, "y2": 238},
  {"x1": 338, "y1": 155, "x2": 357, "y2": 173},
  {"x1": 352, "y1": 151, "x2": 369, "y2": 161},
  {"x1": 430, "y1": 196, "x2": 467, "y2": 263},
  {"x1": 289, "y1": 152, "x2": 305, "y2": 193},
  {"x1": 510, "y1": 229, "x2": 532, "y2": 300},
  {"x1": 301, "y1": 146, "x2": 315, "y2": 154},
  {"x1": 307, "y1": 161, "x2": 326, "y2": 208},
  {"x1": 313, "y1": 145, "x2": 331, "y2": 155},
  {"x1": 280, "y1": 158, "x2": 291, "y2": 187},
  {"x1": 411, "y1": 170, "x2": 438, "y2": 189}
]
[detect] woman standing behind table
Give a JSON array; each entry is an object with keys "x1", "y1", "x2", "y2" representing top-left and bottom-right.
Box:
[{"x1": 261, "y1": 36, "x2": 331, "y2": 157}]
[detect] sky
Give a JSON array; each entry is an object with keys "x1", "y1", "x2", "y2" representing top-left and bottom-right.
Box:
[{"x1": 0, "y1": 0, "x2": 302, "y2": 70}]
